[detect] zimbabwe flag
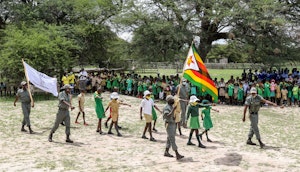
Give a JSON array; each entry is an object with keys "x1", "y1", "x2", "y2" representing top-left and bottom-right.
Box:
[{"x1": 183, "y1": 44, "x2": 218, "y2": 102}]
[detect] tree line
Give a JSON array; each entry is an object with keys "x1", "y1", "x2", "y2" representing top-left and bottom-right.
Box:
[{"x1": 0, "y1": 0, "x2": 299, "y2": 83}]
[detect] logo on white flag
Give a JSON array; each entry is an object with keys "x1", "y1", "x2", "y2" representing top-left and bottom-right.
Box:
[
  {"x1": 23, "y1": 61, "x2": 58, "y2": 97},
  {"x1": 183, "y1": 46, "x2": 199, "y2": 71}
]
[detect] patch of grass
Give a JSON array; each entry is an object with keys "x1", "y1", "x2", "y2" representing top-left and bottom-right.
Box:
[
  {"x1": 35, "y1": 161, "x2": 57, "y2": 170},
  {"x1": 62, "y1": 159, "x2": 77, "y2": 170}
]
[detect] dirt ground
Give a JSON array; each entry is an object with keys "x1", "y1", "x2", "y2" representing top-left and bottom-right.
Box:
[{"x1": 0, "y1": 92, "x2": 299, "y2": 172}]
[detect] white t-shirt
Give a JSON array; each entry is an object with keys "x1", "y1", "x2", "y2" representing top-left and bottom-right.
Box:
[
  {"x1": 79, "y1": 70, "x2": 88, "y2": 80},
  {"x1": 140, "y1": 98, "x2": 154, "y2": 115}
]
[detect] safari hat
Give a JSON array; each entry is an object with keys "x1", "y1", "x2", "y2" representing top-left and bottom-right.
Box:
[
  {"x1": 110, "y1": 92, "x2": 119, "y2": 99},
  {"x1": 250, "y1": 87, "x2": 257, "y2": 94},
  {"x1": 189, "y1": 95, "x2": 199, "y2": 103},
  {"x1": 143, "y1": 90, "x2": 151, "y2": 97},
  {"x1": 166, "y1": 95, "x2": 174, "y2": 102},
  {"x1": 61, "y1": 84, "x2": 71, "y2": 90},
  {"x1": 20, "y1": 81, "x2": 27, "y2": 86}
]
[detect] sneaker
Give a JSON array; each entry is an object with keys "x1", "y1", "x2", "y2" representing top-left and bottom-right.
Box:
[
  {"x1": 96, "y1": 129, "x2": 100, "y2": 132},
  {"x1": 75, "y1": 121, "x2": 80, "y2": 124},
  {"x1": 207, "y1": 138, "x2": 212, "y2": 142},
  {"x1": 21, "y1": 128, "x2": 27, "y2": 132},
  {"x1": 108, "y1": 131, "x2": 114, "y2": 135},
  {"x1": 141, "y1": 135, "x2": 148, "y2": 139},
  {"x1": 117, "y1": 133, "x2": 122, "y2": 137},
  {"x1": 153, "y1": 128, "x2": 158, "y2": 132}
]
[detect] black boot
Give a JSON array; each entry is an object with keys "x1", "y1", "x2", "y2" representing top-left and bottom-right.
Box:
[
  {"x1": 21, "y1": 125, "x2": 27, "y2": 132},
  {"x1": 187, "y1": 132, "x2": 195, "y2": 145},
  {"x1": 48, "y1": 132, "x2": 53, "y2": 142},
  {"x1": 28, "y1": 126, "x2": 34, "y2": 134},
  {"x1": 197, "y1": 135, "x2": 206, "y2": 148},
  {"x1": 66, "y1": 135, "x2": 73, "y2": 143},
  {"x1": 164, "y1": 148, "x2": 174, "y2": 157},
  {"x1": 175, "y1": 150, "x2": 184, "y2": 160},
  {"x1": 246, "y1": 138, "x2": 256, "y2": 145},
  {"x1": 258, "y1": 139, "x2": 265, "y2": 148}
]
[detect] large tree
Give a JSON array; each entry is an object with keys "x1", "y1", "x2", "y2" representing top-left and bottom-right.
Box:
[
  {"x1": 0, "y1": 0, "x2": 126, "y2": 83},
  {"x1": 116, "y1": 0, "x2": 299, "y2": 63}
]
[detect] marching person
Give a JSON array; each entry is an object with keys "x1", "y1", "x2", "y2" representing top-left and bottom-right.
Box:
[
  {"x1": 75, "y1": 89, "x2": 88, "y2": 125},
  {"x1": 186, "y1": 95, "x2": 206, "y2": 148},
  {"x1": 140, "y1": 90, "x2": 162, "y2": 142},
  {"x1": 199, "y1": 100, "x2": 219, "y2": 142},
  {"x1": 163, "y1": 95, "x2": 184, "y2": 160},
  {"x1": 243, "y1": 87, "x2": 277, "y2": 148},
  {"x1": 48, "y1": 84, "x2": 75, "y2": 143},
  {"x1": 104, "y1": 92, "x2": 131, "y2": 136},
  {"x1": 13, "y1": 81, "x2": 34, "y2": 134},
  {"x1": 94, "y1": 87, "x2": 105, "y2": 134}
]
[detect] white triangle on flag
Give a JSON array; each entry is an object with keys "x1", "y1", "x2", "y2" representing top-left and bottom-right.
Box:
[{"x1": 183, "y1": 46, "x2": 199, "y2": 71}]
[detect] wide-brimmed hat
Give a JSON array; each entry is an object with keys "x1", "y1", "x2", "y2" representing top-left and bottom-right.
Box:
[
  {"x1": 61, "y1": 84, "x2": 71, "y2": 90},
  {"x1": 143, "y1": 90, "x2": 151, "y2": 97},
  {"x1": 189, "y1": 95, "x2": 199, "y2": 103},
  {"x1": 110, "y1": 92, "x2": 119, "y2": 99},
  {"x1": 20, "y1": 81, "x2": 27, "y2": 86},
  {"x1": 250, "y1": 87, "x2": 257, "y2": 94},
  {"x1": 200, "y1": 99, "x2": 212, "y2": 107},
  {"x1": 166, "y1": 95, "x2": 174, "y2": 102}
]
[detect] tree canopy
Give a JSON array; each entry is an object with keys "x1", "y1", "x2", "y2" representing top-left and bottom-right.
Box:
[{"x1": 0, "y1": 0, "x2": 299, "y2": 83}]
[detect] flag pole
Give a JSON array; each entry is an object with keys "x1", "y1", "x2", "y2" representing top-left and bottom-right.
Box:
[
  {"x1": 22, "y1": 59, "x2": 34, "y2": 107},
  {"x1": 176, "y1": 40, "x2": 194, "y2": 97}
]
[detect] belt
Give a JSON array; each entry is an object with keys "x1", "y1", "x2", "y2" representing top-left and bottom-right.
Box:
[{"x1": 59, "y1": 108, "x2": 68, "y2": 111}]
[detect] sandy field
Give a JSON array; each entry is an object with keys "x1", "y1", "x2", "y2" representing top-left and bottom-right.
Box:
[{"x1": 0, "y1": 92, "x2": 299, "y2": 172}]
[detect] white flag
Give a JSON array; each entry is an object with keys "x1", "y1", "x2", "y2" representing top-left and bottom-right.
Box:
[{"x1": 23, "y1": 61, "x2": 58, "y2": 97}]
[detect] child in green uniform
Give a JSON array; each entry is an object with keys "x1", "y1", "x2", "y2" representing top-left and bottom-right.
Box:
[
  {"x1": 237, "y1": 83, "x2": 244, "y2": 105},
  {"x1": 199, "y1": 100, "x2": 219, "y2": 142},
  {"x1": 126, "y1": 76, "x2": 133, "y2": 95},
  {"x1": 227, "y1": 81, "x2": 234, "y2": 105},
  {"x1": 94, "y1": 87, "x2": 105, "y2": 134},
  {"x1": 148, "y1": 87, "x2": 158, "y2": 132},
  {"x1": 186, "y1": 95, "x2": 206, "y2": 148},
  {"x1": 264, "y1": 80, "x2": 271, "y2": 101},
  {"x1": 137, "y1": 79, "x2": 143, "y2": 98},
  {"x1": 106, "y1": 76, "x2": 112, "y2": 92},
  {"x1": 291, "y1": 82, "x2": 299, "y2": 106}
]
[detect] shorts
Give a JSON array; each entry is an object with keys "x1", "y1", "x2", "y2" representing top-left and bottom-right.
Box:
[{"x1": 144, "y1": 114, "x2": 152, "y2": 123}]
